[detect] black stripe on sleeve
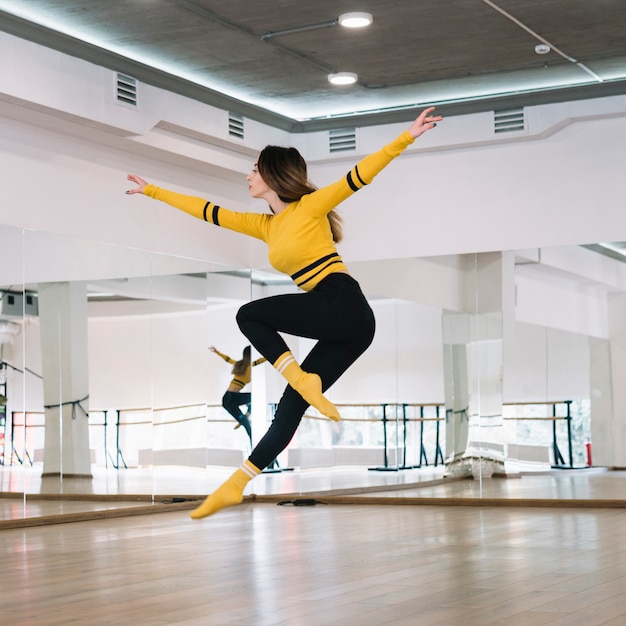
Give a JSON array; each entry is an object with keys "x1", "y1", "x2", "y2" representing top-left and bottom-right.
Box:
[
  {"x1": 346, "y1": 172, "x2": 359, "y2": 192},
  {"x1": 212, "y1": 205, "x2": 221, "y2": 226},
  {"x1": 353, "y1": 164, "x2": 367, "y2": 187},
  {"x1": 346, "y1": 165, "x2": 367, "y2": 192},
  {"x1": 202, "y1": 202, "x2": 210, "y2": 222}
]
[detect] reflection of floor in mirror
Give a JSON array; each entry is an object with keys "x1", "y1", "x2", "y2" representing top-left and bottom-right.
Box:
[
  {"x1": 354, "y1": 467, "x2": 626, "y2": 501},
  {"x1": 0, "y1": 497, "x2": 154, "y2": 523},
  {"x1": 1, "y1": 462, "x2": 447, "y2": 497},
  {"x1": 1, "y1": 465, "x2": 624, "y2": 525},
  {"x1": 1, "y1": 463, "x2": 446, "y2": 523}
]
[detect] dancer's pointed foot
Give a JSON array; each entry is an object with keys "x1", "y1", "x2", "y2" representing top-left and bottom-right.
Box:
[
  {"x1": 189, "y1": 483, "x2": 243, "y2": 519},
  {"x1": 294, "y1": 372, "x2": 341, "y2": 422},
  {"x1": 190, "y1": 460, "x2": 260, "y2": 520},
  {"x1": 275, "y1": 351, "x2": 340, "y2": 421}
]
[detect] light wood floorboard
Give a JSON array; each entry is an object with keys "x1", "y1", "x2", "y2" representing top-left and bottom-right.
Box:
[{"x1": 2, "y1": 502, "x2": 626, "y2": 625}]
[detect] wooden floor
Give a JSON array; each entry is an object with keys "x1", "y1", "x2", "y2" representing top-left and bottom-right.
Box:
[
  {"x1": 2, "y1": 466, "x2": 626, "y2": 624},
  {"x1": 2, "y1": 499, "x2": 626, "y2": 625}
]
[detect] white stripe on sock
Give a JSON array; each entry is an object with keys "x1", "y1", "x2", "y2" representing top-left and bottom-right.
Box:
[
  {"x1": 276, "y1": 355, "x2": 296, "y2": 374},
  {"x1": 242, "y1": 463, "x2": 258, "y2": 478}
]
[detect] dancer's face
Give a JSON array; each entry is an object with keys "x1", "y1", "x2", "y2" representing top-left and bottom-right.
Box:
[{"x1": 247, "y1": 163, "x2": 272, "y2": 200}]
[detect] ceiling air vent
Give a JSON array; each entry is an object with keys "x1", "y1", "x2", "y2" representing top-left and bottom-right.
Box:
[
  {"x1": 115, "y1": 73, "x2": 137, "y2": 107},
  {"x1": 494, "y1": 108, "x2": 525, "y2": 134},
  {"x1": 228, "y1": 113, "x2": 244, "y2": 139},
  {"x1": 329, "y1": 128, "x2": 356, "y2": 153}
]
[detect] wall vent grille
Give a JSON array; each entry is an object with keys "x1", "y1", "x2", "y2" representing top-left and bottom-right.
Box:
[
  {"x1": 228, "y1": 113, "x2": 245, "y2": 139},
  {"x1": 329, "y1": 128, "x2": 356, "y2": 153},
  {"x1": 1, "y1": 291, "x2": 38, "y2": 318},
  {"x1": 116, "y1": 73, "x2": 137, "y2": 107},
  {"x1": 494, "y1": 108, "x2": 525, "y2": 133}
]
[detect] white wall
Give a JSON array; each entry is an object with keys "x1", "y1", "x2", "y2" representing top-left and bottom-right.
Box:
[
  {"x1": 503, "y1": 322, "x2": 590, "y2": 402},
  {"x1": 1, "y1": 31, "x2": 626, "y2": 266},
  {"x1": 327, "y1": 299, "x2": 444, "y2": 405}
]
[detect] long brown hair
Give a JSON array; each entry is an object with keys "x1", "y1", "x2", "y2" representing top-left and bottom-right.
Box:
[
  {"x1": 232, "y1": 346, "x2": 251, "y2": 376},
  {"x1": 257, "y1": 145, "x2": 343, "y2": 243}
]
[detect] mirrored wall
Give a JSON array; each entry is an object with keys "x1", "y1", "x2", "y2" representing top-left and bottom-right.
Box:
[
  {"x1": 0, "y1": 225, "x2": 620, "y2": 522},
  {"x1": 0, "y1": 225, "x2": 252, "y2": 519}
]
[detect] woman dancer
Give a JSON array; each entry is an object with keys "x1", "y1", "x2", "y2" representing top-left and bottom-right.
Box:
[
  {"x1": 210, "y1": 344, "x2": 265, "y2": 446},
  {"x1": 126, "y1": 106, "x2": 442, "y2": 518}
]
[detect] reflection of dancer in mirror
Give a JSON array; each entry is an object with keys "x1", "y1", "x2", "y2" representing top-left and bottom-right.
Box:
[
  {"x1": 210, "y1": 345, "x2": 266, "y2": 446},
  {"x1": 126, "y1": 106, "x2": 442, "y2": 519}
]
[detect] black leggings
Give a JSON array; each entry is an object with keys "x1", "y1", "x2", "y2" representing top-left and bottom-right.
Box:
[
  {"x1": 222, "y1": 391, "x2": 252, "y2": 444},
  {"x1": 236, "y1": 273, "x2": 375, "y2": 470}
]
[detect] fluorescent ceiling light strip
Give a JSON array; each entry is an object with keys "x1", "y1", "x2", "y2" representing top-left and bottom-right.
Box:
[{"x1": 481, "y1": 0, "x2": 603, "y2": 82}]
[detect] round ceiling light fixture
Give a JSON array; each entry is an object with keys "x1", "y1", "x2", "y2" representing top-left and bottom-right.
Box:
[
  {"x1": 328, "y1": 72, "x2": 358, "y2": 86},
  {"x1": 338, "y1": 12, "x2": 373, "y2": 28},
  {"x1": 535, "y1": 43, "x2": 551, "y2": 55}
]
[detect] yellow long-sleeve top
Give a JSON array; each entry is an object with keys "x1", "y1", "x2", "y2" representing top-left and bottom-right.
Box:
[
  {"x1": 144, "y1": 131, "x2": 415, "y2": 291},
  {"x1": 213, "y1": 348, "x2": 266, "y2": 390}
]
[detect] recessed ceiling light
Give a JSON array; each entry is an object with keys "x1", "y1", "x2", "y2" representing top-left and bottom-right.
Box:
[
  {"x1": 535, "y1": 43, "x2": 551, "y2": 55},
  {"x1": 328, "y1": 72, "x2": 358, "y2": 86},
  {"x1": 338, "y1": 12, "x2": 373, "y2": 28}
]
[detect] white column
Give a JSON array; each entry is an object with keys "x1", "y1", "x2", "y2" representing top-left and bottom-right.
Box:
[
  {"x1": 443, "y1": 252, "x2": 514, "y2": 475},
  {"x1": 598, "y1": 292, "x2": 626, "y2": 468},
  {"x1": 38, "y1": 281, "x2": 91, "y2": 477},
  {"x1": 589, "y1": 336, "x2": 613, "y2": 467}
]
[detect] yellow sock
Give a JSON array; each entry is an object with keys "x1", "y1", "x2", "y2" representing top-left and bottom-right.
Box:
[
  {"x1": 274, "y1": 351, "x2": 340, "y2": 422},
  {"x1": 190, "y1": 460, "x2": 260, "y2": 520}
]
